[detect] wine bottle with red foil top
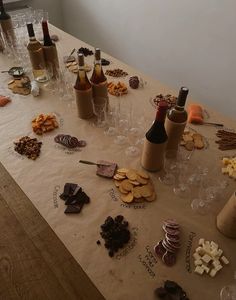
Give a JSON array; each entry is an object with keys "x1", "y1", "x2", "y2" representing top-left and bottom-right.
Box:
[
  {"x1": 42, "y1": 20, "x2": 59, "y2": 78},
  {"x1": 90, "y1": 48, "x2": 108, "y2": 104},
  {"x1": 165, "y1": 87, "x2": 189, "y2": 153},
  {"x1": 0, "y1": 0, "x2": 15, "y2": 43},
  {"x1": 74, "y1": 53, "x2": 94, "y2": 119},
  {"x1": 141, "y1": 101, "x2": 168, "y2": 171}
]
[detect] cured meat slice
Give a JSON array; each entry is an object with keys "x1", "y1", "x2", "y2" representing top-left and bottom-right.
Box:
[{"x1": 162, "y1": 251, "x2": 177, "y2": 266}]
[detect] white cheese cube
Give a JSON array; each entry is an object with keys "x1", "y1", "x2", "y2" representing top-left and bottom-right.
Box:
[
  {"x1": 210, "y1": 248, "x2": 219, "y2": 258},
  {"x1": 199, "y1": 238, "x2": 205, "y2": 246},
  {"x1": 212, "y1": 260, "x2": 221, "y2": 268},
  {"x1": 194, "y1": 259, "x2": 203, "y2": 266},
  {"x1": 217, "y1": 249, "x2": 223, "y2": 257},
  {"x1": 210, "y1": 269, "x2": 218, "y2": 277},
  {"x1": 194, "y1": 266, "x2": 204, "y2": 275},
  {"x1": 220, "y1": 256, "x2": 229, "y2": 265},
  {"x1": 210, "y1": 241, "x2": 218, "y2": 250},
  {"x1": 196, "y1": 247, "x2": 205, "y2": 256},
  {"x1": 202, "y1": 265, "x2": 210, "y2": 274},
  {"x1": 193, "y1": 253, "x2": 202, "y2": 260},
  {"x1": 215, "y1": 264, "x2": 223, "y2": 272},
  {"x1": 202, "y1": 254, "x2": 212, "y2": 264},
  {"x1": 203, "y1": 243, "x2": 211, "y2": 254}
]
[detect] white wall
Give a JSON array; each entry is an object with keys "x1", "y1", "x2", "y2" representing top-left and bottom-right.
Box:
[{"x1": 60, "y1": 0, "x2": 236, "y2": 119}]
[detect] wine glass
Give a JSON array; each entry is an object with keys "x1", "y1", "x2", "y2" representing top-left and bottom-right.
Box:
[
  {"x1": 220, "y1": 272, "x2": 236, "y2": 300},
  {"x1": 159, "y1": 150, "x2": 179, "y2": 185},
  {"x1": 92, "y1": 97, "x2": 107, "y2": 128},
  {"x1": 113, "y1": 94, "x2": 128, "y2": 145}
]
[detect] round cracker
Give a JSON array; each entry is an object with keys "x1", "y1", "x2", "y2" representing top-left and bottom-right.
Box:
[
  {"x1": 136, "y1": 175, "x2": 148, "y2": 185},
  {"x1": 113, "y1": 174, "x2": 126, "y2": 180},
  {"x1": 137, "y1": 170, "x2": 149, "y2": 179},
  {"x1": 121, "y1": 179, "x2": 133, "y2": 192},
  {"x1": 114, "y1": 180, "x2": 120, "y2": 187},
  {"x1": 119, "y1": 184, "x2": 128, "y2": 194},
  {"x1": 126, "y1": 170, "x2": 137, "y2": 181},
  {"x1": 145, "y1": 192, "x2": 156, "y2": 202},
  {"x1": 117, "y1": 168, "x2": 129, "y2": 174},
  {"x1": 132, "y1": 186, "x2": 142, "y2": 198},
  {"x1": 121, "y1": 192, "x2": 133, "y2": 203},
  {"x1": 140, "y1": 185, "x2": 153, "y2": 198}
]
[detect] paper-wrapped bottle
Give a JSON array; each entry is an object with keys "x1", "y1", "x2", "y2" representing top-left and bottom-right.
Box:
[{"x1": 216, "y1": 191, "x2": 236, "y2": 239}]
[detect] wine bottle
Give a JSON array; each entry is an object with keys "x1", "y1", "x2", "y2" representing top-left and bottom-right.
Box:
[
  {"x1": 74, "y1": 53, "x2": 94, "y2": 119},
  {"x1": 42, "y1": 20, "x2": 59, "y2": 78},
  {"x1": 90, "y1": 48, "x2": 108, "y2": 104},
  {"x1": 165, "y1": 87, "x2": 189, "y2": 153},
  {"x1": 26, "y1": 23, "x2": 48, "y2": 83},
  {"x1": 141, "y1": 101, "x2": 168, "y2": 171},
  {"x1": 0, "y1": 0, "x2": 15, "y2": 43}
]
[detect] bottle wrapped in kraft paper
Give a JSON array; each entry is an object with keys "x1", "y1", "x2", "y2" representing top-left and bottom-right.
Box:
[
  {"x1": 75, "y1": 88, "x2": 94, "y2": 119},
  {"x1": 216, "y1": 191, "x2": 236, "y2": 239},
  {"x1": 165, "y1": 120, "x2": 187, "y2": 151},
  {"x1": 141, "y1": 141, "x2": 167, "y2": 172}
]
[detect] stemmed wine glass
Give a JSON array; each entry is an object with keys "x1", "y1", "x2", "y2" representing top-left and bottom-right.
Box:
[
  {"x1": 159, "y1": 150, "x2": 179, "y2": 185},
  {"x1": 92, "y1": 97, "x2": 107, "y2": 128},
  {"x1": 220, "y1": 272, "x2": 236, "y2": 300}
]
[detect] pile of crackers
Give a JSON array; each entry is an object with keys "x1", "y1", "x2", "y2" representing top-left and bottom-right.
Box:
[
  {"x1": 32, "y1": 113, "x2": 59, "y2": 135},
  {"x1": 180, "y1": 130, "x2": 205, "y2": 151},
  {"x1": 8, "y1": 76, "x2": 31, "y2": 95},
  {"x1": 107, "y1": 81, "x2": 128, "y2": 96},
  {"x1": 113, "y1": 168, "x2": 156, "y2": 203},
  {"x1": 65, "y1": 61, "x2": 92, "y2": 74}
]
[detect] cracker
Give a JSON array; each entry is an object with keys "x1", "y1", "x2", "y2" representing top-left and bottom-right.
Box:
[{"x1": 121, "y1": 192, "x2": 133, "y2": 203}]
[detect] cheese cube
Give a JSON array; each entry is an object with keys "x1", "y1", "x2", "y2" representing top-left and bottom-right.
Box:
[
  {"x1": 210, "y1": 248, "x2": 219, "y2": 258},
  {"x1": 217, "y1": 249, "x2": 223, "y2": 257},
  {"x1": 222, "y1": 167, "x2": 228, "y2": 174},
  {"x1": 220, "y1": 256, "x2": 229, "y2": 265},
  {"x1": 202, "y1": 265, "x2": 210, "y2": 274},
  {"x1": 223, "y1": 158, "x2": 230, "y2": 165},
  {"x1": 194, "y1": 266, "x2": 204, "y2": 275},
  {"x1": 210, "y1": 241, "x2": 218, "y2": 250},
  {"x1": 210, "y1": 269, "x2": 218, "y2": 277},
  {"x1": 194, "y1": 259, "x2": 203, "y2": 266},
  {"x1": 212, "y1": 260, "x2": 221, "y2": 268},
  {"x1": 202, "y1": 254, "x2": 212, "y2": 264},
  {"x1": 203, "y1": 243, "x2": 211, "y2": 254},
  {"x1": 193, "y1": 252, "x2": 202, "y2": 261},
  {"x1": 199, "y1": 238, "x2": 205, "y2": 246},
  {"x1": 196, "y1": 247, "x2": 205, "y2": 256},
  {"x1": 215, "y1": 264, "x2": 223, "y2": 272}
]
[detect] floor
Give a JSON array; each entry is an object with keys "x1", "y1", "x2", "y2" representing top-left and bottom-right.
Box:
[{"x1": 0, "y1": 162, "x2": 104, "y2": 300}]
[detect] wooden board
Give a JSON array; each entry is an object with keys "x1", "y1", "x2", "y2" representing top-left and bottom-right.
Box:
[{"x1": 0, "y1": 162, "x2": 104, "y2": 300}]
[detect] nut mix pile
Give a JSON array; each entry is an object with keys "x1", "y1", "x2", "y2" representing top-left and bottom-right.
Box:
[
  {"x1": 60, "y1": 183, "x2": 90, "y2": 214},
  {"x1": 105, "y1": 68, "x2": 128, "y2": 77},
  {"x1": 113, "y1": 168, "x2": 156, "y2": 203},
  {"x1": 180, "y1": 130, "x2": 205, "y2": 151},
  {"x1": 32, "y1": 113, "x2": 59, "y2": 135},
  {"x1": 107, "y1": 81, "x2": 128, "y2": 96},
  {"x1": 99, "y1": 215, "x2": 131, "y2": 257},
  {"x1": 155, "y1": 280, "x2": 189, "y2": 300},
  {"x1": 54, "y1": 134, "x2": 87, "y2": 149},
  {"x1": 14, "y1": 136, "x2": 42, "y2": 160},
  {"x1": 152, "y1": 94, "x2": 177, "y2": 109},
  {"x1": 154, "y1": 219, "x2": 181, "y2": 267}
]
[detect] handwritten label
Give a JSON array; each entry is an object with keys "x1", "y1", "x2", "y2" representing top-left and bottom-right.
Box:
[
  {"x1": 7, "y1": 146, "x2": 25, "y2": 160},
  {"x1": 52, "y1": 185, "x2": 60, "y2": 208},
  {"x1": 185, "y1": 231, "x2": 196, "y2": 273},
  {"x1": 54, "y1": 144, "x2": 81, "y2": 154},
  {"x1": 137, "y1": 245, "x2": 158, "y2": 278},
  {"x1": 108, "y1": 188, "x2": 119, "y2": 202},
  {"x1": 120, "y1": 203, "x2": 146, "y2": 209},
  {"x1": 115, "y1": 227, "x2": 138, "y2": 260}
]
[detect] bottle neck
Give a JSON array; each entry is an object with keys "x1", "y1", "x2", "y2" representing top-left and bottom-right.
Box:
[
  {"x1": 155, "y1": 109, "x2": 167, "y2": 123},
  {"x1": 29, "y1": 36, "x2": 36, "y2": 42},
  {"x1": 42, "y1": 20, "x2": 53, "y2": 46}
]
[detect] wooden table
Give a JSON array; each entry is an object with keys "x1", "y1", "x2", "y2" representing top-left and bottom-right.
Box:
[{"x1": 0, "y1": 25, "x2": 235, "y2": 300}]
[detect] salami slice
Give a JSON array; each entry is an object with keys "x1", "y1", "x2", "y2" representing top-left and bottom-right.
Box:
[
  {"x1": 162, "y1": 251, "x2": 176, "y2": 267},
  {"x1": 162, "y1": 224, "x2": 180, "y2": 236},
  {"x1": 163, "y1": 219, "x2": 179, "y2": 228},
  {"x1": 77, "y1": 140, "x2": 87, "y2": 147},
  {"x1": 165, "y1": 233, "x2": 180, "y2": 242},
  {"x1": 162, "y1": 239, "x2": 176, "y2": 253},
  {"x1": 154, "y1": 240, "x2": 166, "y2": 258}
]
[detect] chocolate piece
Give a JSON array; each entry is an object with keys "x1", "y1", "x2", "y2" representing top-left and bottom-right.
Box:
[
  {"x1": 64, "y1": 205, "x2": 81, "y2": 214},
  {"x1": 129, "y1": 76, "x2": 139, "y2": 89},
  {"x1": 78, "y1": 47, "x2": 93, "y2": 57}
]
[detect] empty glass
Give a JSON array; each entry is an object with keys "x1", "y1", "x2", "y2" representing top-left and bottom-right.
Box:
[
  {"x1": 159, "y1": 150, "x2": 179, "y2": 185},
  {"x1": 92, "y1": 97, "x2": 107, "y2": 128},
  {"x1": 220, "y1": 272, "x2": 236, "y2": 300}
]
